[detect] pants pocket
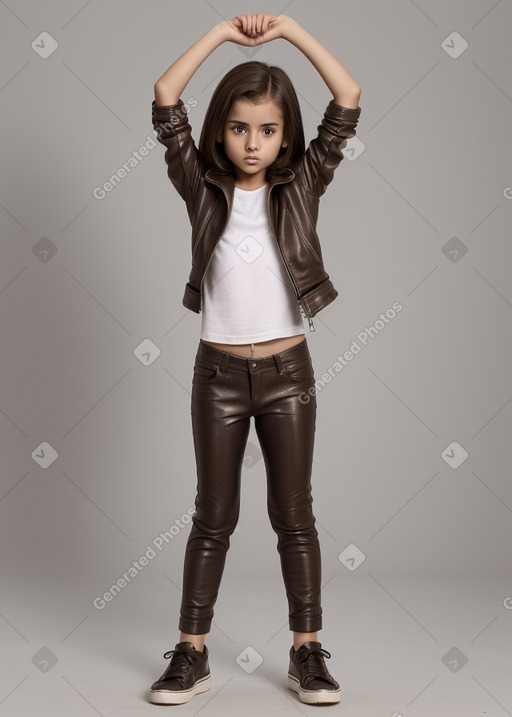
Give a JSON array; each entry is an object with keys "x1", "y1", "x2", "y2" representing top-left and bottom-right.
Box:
[
  {"x1": 284, "y1": 357, "x2": 315, "y2": 382},
  {"x1": 193, "y1": 362, "x2": 219, "y2": 381}
]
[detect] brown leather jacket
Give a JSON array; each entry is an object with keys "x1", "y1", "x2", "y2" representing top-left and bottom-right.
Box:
[{"x1": 151, "y1": 97, "x2": 361, "y2": 330}]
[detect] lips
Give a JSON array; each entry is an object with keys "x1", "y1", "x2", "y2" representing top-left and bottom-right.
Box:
[{"x1": 244, "y1": 157, "x2": 259, "y2": 163}]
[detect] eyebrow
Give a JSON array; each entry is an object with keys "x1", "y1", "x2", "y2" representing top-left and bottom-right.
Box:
[{"x1": 226, "y1": 120, "x2": 280, "y2": 127}]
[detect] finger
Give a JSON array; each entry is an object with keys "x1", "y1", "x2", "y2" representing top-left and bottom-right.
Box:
[
  {"x1": 249, "y1": 14, "x2": 257, "y2": 36},
  {"x1": 256, "y1": 12, "x2": 265, "y2": 34},
  {"x1": 261, "y1": 14, "x2": 274, "y2": 33}
]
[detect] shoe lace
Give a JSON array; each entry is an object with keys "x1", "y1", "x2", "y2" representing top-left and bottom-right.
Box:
[
  {"x1": 298, "y1": 647, "x2": 335, "y2": 686},
  {"x1": 162, "y1": 648, "x2": 196, "y2": 685}
]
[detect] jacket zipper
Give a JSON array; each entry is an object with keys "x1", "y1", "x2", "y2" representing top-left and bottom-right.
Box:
[
  {"x1": 287, "y1": 204, "x2": 321, "y2": 264},
  {"x1": 199, "y1": 180, "x2": 232, "y2": 313},
  {"x1": 266, "y1": 185, "x2": 315, "y2": 332}
]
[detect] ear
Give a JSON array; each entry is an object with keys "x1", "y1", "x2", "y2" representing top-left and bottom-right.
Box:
[{"x1": 216, "y1": 133, "x2": 222, "y2": 143}]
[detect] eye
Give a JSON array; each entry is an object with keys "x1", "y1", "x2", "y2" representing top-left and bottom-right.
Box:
[{"x1": 230, "y1": 126, "x2": 275, "y2": 136}]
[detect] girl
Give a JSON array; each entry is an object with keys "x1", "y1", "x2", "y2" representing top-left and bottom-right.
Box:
[{"x1": 149, "y1": 12, "x2": 361, "y2": 706}]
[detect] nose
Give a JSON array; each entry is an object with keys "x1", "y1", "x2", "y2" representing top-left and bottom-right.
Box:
[{"x1": 246, "y1": 132, "x2": 259, "y2": 151}]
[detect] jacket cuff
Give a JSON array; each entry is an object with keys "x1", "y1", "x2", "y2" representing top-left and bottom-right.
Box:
[
  {"x1": 326, "y1": 100, "x2": 361, "y2": 119},
  {"x1": 152, "y1": 98, "x2": 186, "y2": 125},
  {"x1": 324, "y1": 101, "x2": 361, "y2": 139}
]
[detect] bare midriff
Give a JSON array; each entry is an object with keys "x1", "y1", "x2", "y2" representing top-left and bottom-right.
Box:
[{"x1": 201, "y1": 333, "x2": 306, "y2": 359}]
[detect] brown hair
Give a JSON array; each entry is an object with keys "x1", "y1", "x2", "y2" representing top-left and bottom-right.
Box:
[{"x1": 198, "y1": 61, "x2": 305, "y2": 175}]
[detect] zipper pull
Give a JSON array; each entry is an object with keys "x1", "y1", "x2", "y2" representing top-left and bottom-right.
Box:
[{"x1": 299, "y1": 300, "x2": 315, "y2": 332}]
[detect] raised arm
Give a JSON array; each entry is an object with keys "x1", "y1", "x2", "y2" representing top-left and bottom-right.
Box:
[
  {"x1": 234, "y1": 14, "x2": 361, "y2": 108},
  {"x1": 284, "y1": 19, "x2": 361, "y2": 108},
  {"x1": 154, "y1": 23, "x2": 225, "y2": 106},
  {"x1": 154, "y1": 18, "x2": 274, "y2": 106}
]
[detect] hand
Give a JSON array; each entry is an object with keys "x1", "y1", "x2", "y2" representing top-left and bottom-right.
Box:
[{"x1": 221, "y1": 14, "x2": 292, "y2": 46}]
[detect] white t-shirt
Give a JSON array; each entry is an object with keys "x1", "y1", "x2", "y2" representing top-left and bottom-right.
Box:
[{"x1": 200, "y1": 183, "x2": 304, "y2": 343}]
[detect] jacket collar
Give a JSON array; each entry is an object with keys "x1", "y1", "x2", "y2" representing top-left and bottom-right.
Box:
[{"x1": 204, "y1": 166, "x2": 295, "y2": 192}]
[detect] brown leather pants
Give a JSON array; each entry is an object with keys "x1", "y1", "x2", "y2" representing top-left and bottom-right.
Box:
[{"x1": 178, "y1": 336, "x2": 323, "y2": 635}]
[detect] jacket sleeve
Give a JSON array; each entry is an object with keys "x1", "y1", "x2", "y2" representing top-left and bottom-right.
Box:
[
  {"x1": 295, "y1": 100, "x2": 361, "y2": 196},
  {"x1": 151, "y1": 98, "x2": 204, "y2": 204}
]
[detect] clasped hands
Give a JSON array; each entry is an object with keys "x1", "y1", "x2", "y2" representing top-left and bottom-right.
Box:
[{"x1": 222, "y1": 13, "x2": 293, "y2": 46}]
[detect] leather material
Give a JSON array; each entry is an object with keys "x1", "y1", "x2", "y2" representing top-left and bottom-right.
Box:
[
  {"x1": 288, "y1": 641, "x2": 340, "y2": 693},
  {"x1": 152, "y1": 98, "x2": 361, "y2": 319},
  {"x1": 150, "y1": 642, "x2": 210, "y2": 697},
  {"x1": 178, "y1": 337, "x2": 322, "y2": 634}
]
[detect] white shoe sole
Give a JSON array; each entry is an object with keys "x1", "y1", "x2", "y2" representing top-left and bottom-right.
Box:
[
  {"x1": 148, "y1": 674, "x2": 211, "y2": 704},
  {"x1": 288, "y1": 674, "x2": 341, "y2": 704}
]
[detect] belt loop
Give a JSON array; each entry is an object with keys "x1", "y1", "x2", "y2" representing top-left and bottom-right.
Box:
[
  {"x1": 273, "y1": 352, "x2": 285, "y2": 375},
  {"x1": 220, "y1": 351, "x2": 230, "y2": 376}
]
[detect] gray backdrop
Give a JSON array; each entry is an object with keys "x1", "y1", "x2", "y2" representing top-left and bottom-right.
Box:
[{"x1": 1, "y1": 1, "x2": 511, "y2": 715}]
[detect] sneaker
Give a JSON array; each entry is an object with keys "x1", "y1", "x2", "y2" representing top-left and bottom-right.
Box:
[
  {"x1": 148, "y1": 641, "x2": 211, "y2": 705},
  {"x1": 288, "y1": 641, "x2": 341, "y2": 704}
]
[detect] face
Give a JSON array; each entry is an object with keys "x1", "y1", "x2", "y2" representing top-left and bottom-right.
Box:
[{"x1": 217, "y1": 97, "x2": 287, "y2": 186}]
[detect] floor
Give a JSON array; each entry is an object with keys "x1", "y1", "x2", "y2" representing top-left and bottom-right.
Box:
[{"x1": 1, "y1": 573, "x2": 510, "y2": 716}]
